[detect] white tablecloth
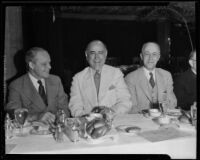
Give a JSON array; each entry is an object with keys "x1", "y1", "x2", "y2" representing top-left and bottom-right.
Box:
[{"x1": 6, "y1": 114, "x2": 196, "y2": 159}]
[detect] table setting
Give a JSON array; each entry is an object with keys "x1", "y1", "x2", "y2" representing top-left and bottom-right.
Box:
[{"x1": 5, "y1": 105, "x2": 196, "y2": 158}]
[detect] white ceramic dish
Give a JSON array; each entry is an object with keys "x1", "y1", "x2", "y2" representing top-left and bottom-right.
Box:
[
  {"x1": 149, "y1": 109, "x2": 162, "y2": 117},
  {"x1": 166, "y1": 109, "x2": 182, "y2": 117},
  {"x1": 152, "y1": 116, "x2": 171, "y2": 125},
  {"x1": 115, "y1": 125, "x2": 141, "y2": 135}
]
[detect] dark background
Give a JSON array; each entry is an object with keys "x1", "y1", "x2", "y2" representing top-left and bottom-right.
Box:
[{"x1": 6, "y1": 5, "x2": 196, "y2": 95}]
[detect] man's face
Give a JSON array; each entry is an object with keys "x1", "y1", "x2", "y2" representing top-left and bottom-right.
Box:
[
  {"x1": 30, "y1": 51, "x2": 51, "y2": 79},
  {"x1": 140, "y1": 43, "x2": 160, "y2": 71},
  {"x1": 189, "y1": 51, "x2": 196, "y2": 72},
  {"x1": 86, "y1": 42, "x2": 107, "y2": 71}
]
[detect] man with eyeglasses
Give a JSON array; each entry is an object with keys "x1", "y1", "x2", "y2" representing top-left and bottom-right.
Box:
[
  {"x1": 125, "y1": 42, "x2": 177, "y2": 113},
  {"x1": 174, "y1": 50, "x2": 196, "y2": 111}
]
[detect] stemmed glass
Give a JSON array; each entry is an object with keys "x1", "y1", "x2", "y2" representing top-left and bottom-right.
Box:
[{"x1": 14, "y1": 108, "x2": 28, "y2": 136}]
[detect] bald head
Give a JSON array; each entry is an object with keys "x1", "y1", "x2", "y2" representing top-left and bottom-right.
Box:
[{"x1": 141, "y1": 42, "x2": 160, "y2": 54}]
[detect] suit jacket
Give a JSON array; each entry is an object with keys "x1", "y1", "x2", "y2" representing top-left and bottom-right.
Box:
[
  {"x1": 174, "y1": 69, "x2": 196, "y2": 110},
  {"x1": 6, "y1": 73, "x2": 70, "y2": 119},
  {"x1": 125, "y1": 67, "x2": 177, "y2": 113},
  {"x1": 69, "y1": 64, "x2": 132, "y2": 117}
]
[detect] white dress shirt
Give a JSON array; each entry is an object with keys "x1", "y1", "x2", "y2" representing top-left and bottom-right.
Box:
[
  {"x1": 143, "y1": 67, "x2": 156, "y2": 82},
  {"x1": 28, "y1": 73, "x2": 46, "y2": 92}
]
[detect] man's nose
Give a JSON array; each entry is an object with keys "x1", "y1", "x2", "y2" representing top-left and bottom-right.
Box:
[
  {"x1": 47, "y1": 64, "x2": 51, "y2": 69},
  {"x1": 94, "y1": 53, "x2": 100, "y2": 59}
]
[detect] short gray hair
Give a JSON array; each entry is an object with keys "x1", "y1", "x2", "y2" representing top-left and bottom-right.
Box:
[
  {"x1": 25, "y1": 47, "x2": 47, "y2": 65},
  {"x1": 189, "y1": 49, "x2": 196, "y2": 60},
  {"x1": 141, "y1": 42, "x2": 160, "y2": 53}
]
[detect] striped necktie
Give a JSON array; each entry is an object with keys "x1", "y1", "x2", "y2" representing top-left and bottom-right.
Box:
[
  {"x1": 94, "y1": 71, "x2": 101, "y2": 95},
  {"x1": 37, "y1": 80, "x2": 48, "y2": 106},
  {"x1": 149, "y1": 72, "x2": 155, "y2": 88}
]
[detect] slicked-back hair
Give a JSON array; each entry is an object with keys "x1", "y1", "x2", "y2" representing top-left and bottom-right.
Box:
[
  {"x1": 189, "y1": 49, "x2": 196, "y2": 60},
  {"x1": 85, "y1": 40, "x2": 107, "y2": 53},
  {"x1": 25, "y1": 47, "x2": 47, "y2": 70}
]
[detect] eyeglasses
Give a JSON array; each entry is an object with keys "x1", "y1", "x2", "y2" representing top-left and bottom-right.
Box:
[{"x1": 143, "y1": 52, "x2": 160, "y2": 58}]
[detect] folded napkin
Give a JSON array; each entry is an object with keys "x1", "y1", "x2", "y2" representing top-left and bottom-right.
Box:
[{"x1": 138, "y1": 127, "x2": 191, "y2": 142}]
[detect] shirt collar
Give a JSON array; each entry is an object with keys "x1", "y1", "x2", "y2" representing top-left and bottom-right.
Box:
[
  {"x1": 143, "y1": 67, "x2": 156, "y2": 80},
  {"x1": 89, "y1": 66, "x2": 102, "y2": 76},
  {"x1": 28, "y1": 73, "x2": 45, "y2": 90}
]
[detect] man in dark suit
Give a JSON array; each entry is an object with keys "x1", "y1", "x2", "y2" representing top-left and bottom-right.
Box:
[
  {"x1": 5, "y1": 47, "x2": 70, "y2": 124},
  {"x1": 174, "y1": 50, "x2": 196, "y2": 111}
]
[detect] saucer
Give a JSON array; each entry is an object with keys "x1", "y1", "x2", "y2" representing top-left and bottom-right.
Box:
[{"x1": 115, "y1": 125, "x2": 141, "y2": 135}]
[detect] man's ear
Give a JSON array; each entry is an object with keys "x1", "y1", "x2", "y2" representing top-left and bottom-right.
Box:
[
  {"x1": 140, "y1": 53, "x2": 143, "y2": 60},
  {"x1": 29, "y1": 61, "x2": 34, "y2": 70}
]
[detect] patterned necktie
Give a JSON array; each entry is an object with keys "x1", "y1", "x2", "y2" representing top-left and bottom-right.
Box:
[
  {"x1": 149, "y1": 72, "x2": 155, "y2": 88},
  {"x1": 37, "y1": 80, "x2": 48, "y2": 106},
  {"x1": 94, "y1": 71, "x2": 101, "y2": 95}
]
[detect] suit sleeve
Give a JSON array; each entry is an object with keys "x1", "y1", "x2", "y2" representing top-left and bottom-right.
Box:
[
  {"x1": 174, "y1": 76, "x2": 189, "y2": 109},
  {"x1": 68, "y1": 75, "x2": 86, "y2": 117},
  {"x1": 111, "y1": 69, "x2": 132, "y2": 114},
  {"x1": 124, "y1": 74, "x2": 140, "y2": 113},
  {"x1": 166, "y1": 72, "x2": 177, "y2": 109},
  {"x1": 56, "y1": 77, "x2": 70, "y2": 117},
  {"x1": 6, "y1": 83, "x2": 22, "y2": 111}
]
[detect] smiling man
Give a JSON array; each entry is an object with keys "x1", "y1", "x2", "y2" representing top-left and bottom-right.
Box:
[
  {"x1": 6, "y1": 47, "x2": 70, "y2": 124},
  {"x1": 69, "y1": 40, "x2": 132, "y2": 117},
  {"x1": 125, "y1": 42, "x2": 177, "y2": 113}
]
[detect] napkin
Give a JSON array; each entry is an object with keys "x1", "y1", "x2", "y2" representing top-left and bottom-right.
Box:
[
  {"x1": 138, "y1": 127, "x2": 191, "y2": 142},
  {"x1": 6, "y1": 144, "x2": 17, "y2": 154}
]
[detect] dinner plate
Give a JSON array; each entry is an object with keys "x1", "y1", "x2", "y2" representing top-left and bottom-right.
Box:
[
  {"x1": 166, "y1": 109, "x2": 182, "y2": 117},
  {"x1": 115, "y1": 125, "x2": 141, "y2": 135}
]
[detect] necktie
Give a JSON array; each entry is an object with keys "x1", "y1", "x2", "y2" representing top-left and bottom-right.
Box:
[
  {"x1": 149, "y1": 72, "x2": 155, "y2": 88},
  {"x1": 94, "y1": 71, "x2": 101, "y2": 95},
  {"x1": 38, "y1": 80, "x2": 48, "y2": 106}
]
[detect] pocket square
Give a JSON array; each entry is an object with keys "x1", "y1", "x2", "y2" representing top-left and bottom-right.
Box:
[{"x1": 109, "y1": 85, "x2": 116, "y2": 90}]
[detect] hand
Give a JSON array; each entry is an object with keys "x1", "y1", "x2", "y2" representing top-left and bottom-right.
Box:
[{"x1": 40, "y1": 112, "x2": 55, "y2": 125}]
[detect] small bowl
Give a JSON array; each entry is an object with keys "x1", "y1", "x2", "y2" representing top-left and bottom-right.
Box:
[
  {"x1": 149, "y1": 109, "x2": 161, "y2": 117},
  {"x1": 157, "y1": 116, "x2": 171, "y2": 125}
]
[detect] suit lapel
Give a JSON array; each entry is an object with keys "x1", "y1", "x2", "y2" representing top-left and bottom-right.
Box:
[
  {"x1": 155, "y1": 69, "x2": 165, "y2": 102},
  {"x1": 45, "y1": 77, "x2": 56, "y2": 108},
  {"x1": 138, "y1": 68, "x2": 152, "y2": 102},
  {"x1": 98, "y1": 65, "x2": 111, "y2": 102},
  {"x1": 83, "y1": 68, "x2": 98, "y2": 107},
  {"x1": 23, "y1": 74, "x2": 46, "y2": 110}
]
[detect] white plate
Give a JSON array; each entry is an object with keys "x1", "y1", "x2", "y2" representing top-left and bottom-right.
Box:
[
  {"x1": 115, "y1": 125, "x2": 141, "y2": 135},
  {"x1": 166, "y1": 109, "x2": 182, "y2": 117}
]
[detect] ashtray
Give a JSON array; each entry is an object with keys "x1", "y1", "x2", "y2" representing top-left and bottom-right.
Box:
[{"x1": 115, "y1": 125, "x2": 141, "y2": 135}]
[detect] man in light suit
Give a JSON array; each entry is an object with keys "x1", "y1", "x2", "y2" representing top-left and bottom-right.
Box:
[
  {"x1": 125, "y1": 42, "x2": 177, "y2": 113},
  {"x1": 6, "y1": 47, "x2": 70, "y2": 124},
  {"x1": 69, "y1": 40, "x2": 132, "y2": 117}
]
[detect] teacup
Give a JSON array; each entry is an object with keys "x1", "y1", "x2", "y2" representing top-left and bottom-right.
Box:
[{"x1": 149, "y1": 109, "x2": 161, "y2": 117}]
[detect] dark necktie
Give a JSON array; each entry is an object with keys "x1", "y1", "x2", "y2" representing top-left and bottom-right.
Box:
[
  {"x1": 37, "y1": 80, "x2": 48, "y2": 106},
  {"x1": 149, "y1": 72, "x2": 155, "y2": 88},
  {"x1": 94, "y1": 71, "x2": 101, "y2": 95}
]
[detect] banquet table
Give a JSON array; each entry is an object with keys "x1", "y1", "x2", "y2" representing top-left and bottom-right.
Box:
[{"x1": 5, "y1": 114, "x2": 196, "y2": 159}]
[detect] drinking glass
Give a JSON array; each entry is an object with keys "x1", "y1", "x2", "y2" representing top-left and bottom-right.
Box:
[{"x1": 14, "y1": 109, "x2": 28, "y2": 136}]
